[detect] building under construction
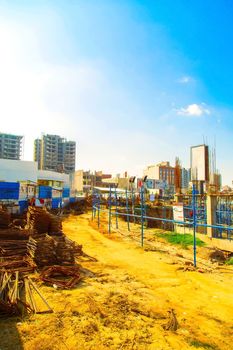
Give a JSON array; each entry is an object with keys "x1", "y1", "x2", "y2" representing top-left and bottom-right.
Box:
[{"x1": 34, "y1": 134, "x2": 76, "y2": 174}]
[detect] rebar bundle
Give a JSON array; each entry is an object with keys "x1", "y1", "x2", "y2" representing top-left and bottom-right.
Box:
[
  {"x1": 0, "y1": 272, "x2": 52, "y2": 317},
  {"x1": 25, "y1": 207, "x2": 63, "y2": 235},
  {"x1": 0, "y1": 210, "x2": 11, "y2": 229},
  {"x1": 27, "y1": 234, "x2": 83, "y2": 267}
]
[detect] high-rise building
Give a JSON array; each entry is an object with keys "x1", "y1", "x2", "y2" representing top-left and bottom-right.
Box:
[
  {"x1": 181, "y1": 168, "x2": 191, "y2": 191},
  {"x1": 0, "y1": 133, "x2": 23, "y2": 160},
  {"x1": 34, "y1": 134, "x2": 76, "y2": 174},
  {"x1": 34, "y1": 139, "x2": 42, "y2": 169}
]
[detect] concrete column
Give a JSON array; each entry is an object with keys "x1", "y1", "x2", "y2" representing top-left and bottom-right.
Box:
[{"x1": 207, "y1": 195, "x2": 217, "y2": 238}]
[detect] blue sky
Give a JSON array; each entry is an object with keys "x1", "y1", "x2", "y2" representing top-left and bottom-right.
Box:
[{"x1": 0, "y1": 0, "x2": 233, "y2": 184}]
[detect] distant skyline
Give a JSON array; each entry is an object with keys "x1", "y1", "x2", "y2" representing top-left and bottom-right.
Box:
[{"x1": 0, "y1": 1, "x2": 233, "y2": 184}]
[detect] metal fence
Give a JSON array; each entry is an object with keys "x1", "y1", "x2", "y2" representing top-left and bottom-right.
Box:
[{"x1": 92, "y1": 186, "x2": 233, "y2": 267}]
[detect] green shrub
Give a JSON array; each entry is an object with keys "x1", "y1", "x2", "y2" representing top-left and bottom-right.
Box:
[
  {"x1": 225, "y1": 257, "x2": 233, "y2": 265},
  {"x1": 155, "y1": 232, "x2": 205, "y2": 249}
]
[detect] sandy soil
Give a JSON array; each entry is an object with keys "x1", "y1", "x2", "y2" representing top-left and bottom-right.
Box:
[{"x1": 0, "y1": 213, "x2": 233, "y2": 350}]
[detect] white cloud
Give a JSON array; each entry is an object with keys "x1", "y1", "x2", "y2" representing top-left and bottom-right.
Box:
[
  {"x1": 177, "y1": 103, "x2": 210, "y2": 117},
  {"x1": 177, "y1": 75, "x2": 193, "y2": 84}
]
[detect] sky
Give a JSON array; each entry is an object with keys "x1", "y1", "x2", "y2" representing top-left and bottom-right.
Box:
[{"x1": 0, "y1": 0, "x2": 233, "y2": 184}]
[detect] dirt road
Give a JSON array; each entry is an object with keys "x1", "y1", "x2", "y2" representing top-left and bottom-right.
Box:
[{"x1": 1, "y1": 214, "x2": 233, "y2": 350}]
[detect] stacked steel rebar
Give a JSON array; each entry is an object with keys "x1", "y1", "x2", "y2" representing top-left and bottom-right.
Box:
[
  {"x1": 27, "y1": 234, "x2": 83, "y2": 267},
  {"x1": 26, "y1": 207, "x2": 63, "y2": 235},
  {"x1": 26, "y1": 207, "x2": 51, "y2": 234},
  {"x1": 0, "y1": 210, "x2": 11, "y2": 229}
]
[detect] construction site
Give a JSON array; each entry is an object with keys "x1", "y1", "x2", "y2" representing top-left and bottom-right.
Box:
[{"x1": 0, "y1": 187, "x2": 232, "y2": 350}]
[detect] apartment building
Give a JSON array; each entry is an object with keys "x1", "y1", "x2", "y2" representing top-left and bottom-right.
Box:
[
  {"x1": 181, "y1": 168, "x2": 191, "y2": 191},
  {"x1": 34, "y1": 134, "x2": 76, "y2": 174},
  {"x1": 144, "y1": 161, "x2": 175, "y2": 185},
  {"x1": 0, "y1": 133, "x2": 23, "y2": 160}
]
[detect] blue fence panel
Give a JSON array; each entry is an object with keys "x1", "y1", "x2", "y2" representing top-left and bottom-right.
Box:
[
  {"x1": 18, "y1": 200, "x2": 28, "y2": 213},
  {"x1": 52, "y1": 198, "x2": 62, "y2": 209},
  {"x1": 62, "y1": 188, "x2": 70, "y2": 198},
  {"x1": 0, "y1": 182, "x2": 20, "y2": 200},
  {"x1": 38, "y1": 186, "x2": 52, "y2": 199}
]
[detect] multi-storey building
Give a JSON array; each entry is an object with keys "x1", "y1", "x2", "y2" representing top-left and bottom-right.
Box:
[
  {"x1": 180, "y1": 168, "x2": 191, "y2": 191},
  {"x1": 0, "y1": 133, "x2": 23, "y2": 160},
  {"x1": 34, "y1": 134, "x2": 76, "y2": 174},
  {"x1": 143, "y1": 161, "x2": 175, "y2": 185},
  {"x1": 34, "y1": 139, "x2": 42, "y2": 169},
  {"x1": 83, "y1": 170, "x2": 112, "y2": 191}
]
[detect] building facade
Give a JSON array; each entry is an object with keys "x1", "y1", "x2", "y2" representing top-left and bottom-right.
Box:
[
  {"x1": 144, "y1": 162, "x2": 175, "y2": 185},
  {"x1": 34, "y1": 134, "x2": 76, "y2": 174},
  {"x1": 180, "y1": 168, "x2": 191, "y2": 191},
  {"x1": 0, "y1": 133, "x2": 23, "y2": 160}
]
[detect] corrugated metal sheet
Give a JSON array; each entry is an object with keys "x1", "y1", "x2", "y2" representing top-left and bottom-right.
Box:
[
  {"x1": 18, "y1": 200, "x2": 28, "y2": 213},
  {"x1": 62, "y1": 188, "x2": 70, "y2": 198},
  {"x1": 52, "y1": 198, "x2": 62, "y2": 209},
  {"x1": 38, "y1": 186, "x2": 52, "y2": 199},
  {"x1": 0, "y1": 182, "x2": 20, "y2": 200}
]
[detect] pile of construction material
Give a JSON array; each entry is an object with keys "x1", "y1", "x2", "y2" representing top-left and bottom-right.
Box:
[
  {"x1": 27, "y1": 235, "x2": 83, "y2": 267},
  {"x1": 0, "y1": 271, "x2": 52, "y2": 317},
  {"x1": 0, "y1": 227, "x2": 35, "y2": 274},
  {"x1": 0, "y1": 207, "x2": 88, "y2": 317},
  {"x1": 0, "y1": 206, "x2": 88, "y2": 317},
  {"x1": 0, "y1": 209, "x2": 11, "y2": 229},
  {"x1": 40, "y1": 265, "x2": 81, "y2": 289},
  {"x1": 25, "y1": 207, "x2": 63, "y2": 235},
  {"x1": 64, "y1": 198, "x2": 89, "y2": 215}
]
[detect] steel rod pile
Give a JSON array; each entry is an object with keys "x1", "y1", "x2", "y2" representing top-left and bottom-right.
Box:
[
  {"x1": 0, "y1": 271, "x2": 23, "y2": 317},
  {"x1": 0, "y1": 210, "x2": 11, "y2": 229},
  {"x1": 0, "y1": 205, "x2": 87, "y2": 308},
  {"x1": 49, "y1": 216, "x2": 63, "y2": 235},
  {"x1": 27, "y1": 234, "x2": 84, "y2": 267},
  {"x1": 0, "y1": 271, "x2": 53, "y2": 317},
  {"x1": 40, "y1": 265, "x2": 81, "y2": 289},
  {"x1": 27, "y1": 235, "x2": 56, "y2": 267},
  {"x1": 54, "y1": 236, "x2": 79, "y2": 265},
  {"x1": 0, "y1": 240, "x2": 28, "y2": 257},
  {"x1": 26, "y1": 207, "x2": 51, "y2": 234},
  {"x1": 26, "y1": 207, "x2": 63, "y2": 235},
  {"x1": 0, "y1": 228, "x2": 31, "y2": 240}
]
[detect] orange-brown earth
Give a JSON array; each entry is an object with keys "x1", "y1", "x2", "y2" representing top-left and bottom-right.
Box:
[{"x1": 0, "y1": 213, "x2": 232, "y2": 350}]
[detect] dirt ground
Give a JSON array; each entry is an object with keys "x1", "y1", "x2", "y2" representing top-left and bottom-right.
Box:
[{"x1": 0, "y1": 213, "x2": 233, "y2": 350}]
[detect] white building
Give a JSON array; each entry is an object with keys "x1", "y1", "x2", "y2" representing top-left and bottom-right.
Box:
[{"x1": 0, "y1": 159, "x2": 70, "y2": 188}]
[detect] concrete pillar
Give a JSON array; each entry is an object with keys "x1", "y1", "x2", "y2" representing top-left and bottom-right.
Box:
[{"x1": 207, "y1": 195, "x2": 217, "y2": 238}]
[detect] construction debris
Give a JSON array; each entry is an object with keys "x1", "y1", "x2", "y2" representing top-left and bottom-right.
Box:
[
  {"x1": 163, "y1": 309, "x2": 179, "y2": 331},
  {"x1": 0, "y1": 271, "x2": 53, "y2": 317},
  {"x1": 0, "y1": 204, "x2": 92, "y2": 317},
  {"x1": 0, "y1": 239, "x2": 28, "y2": 257},
  {"x1": 0, "y1": 209, "x2": 11, "y2": 229},
  {"x1": 40, "y1": 265, "x2": 81, "y2": 289},
  {"x1": 25, "y1": 207, "x2": 63, "y2": 235},
  {"x1": 0, "y1": 258, "x2": 36, "y2": 274},
  {"x1": 27, "y1": 234, "x2": 83, "y2": 267},
  {"x1": 0, "y1": 228, "x2": 31, "y2": 240}
]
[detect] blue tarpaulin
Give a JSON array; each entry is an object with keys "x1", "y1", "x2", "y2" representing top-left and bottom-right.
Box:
[
  {"x1": 52, "y1": 197, "x2": 62, "y2": 209},
  {"x1": 18, "y1": 200, "x2": 28, "y2": 213},
  {"x1": 38, "y1": 186, "x2": 52, "y2": 199},
  {"x1": 62, "y1": 188, "x2": 70, "y2": 198},
  {"x1": 0, "y1": 182, "x2": 20, "y2": 200}
]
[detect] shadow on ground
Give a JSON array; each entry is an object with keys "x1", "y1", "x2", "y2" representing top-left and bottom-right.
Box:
[{"x1": 0, "y1": 318, "x2": 23, "y2": 350}]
